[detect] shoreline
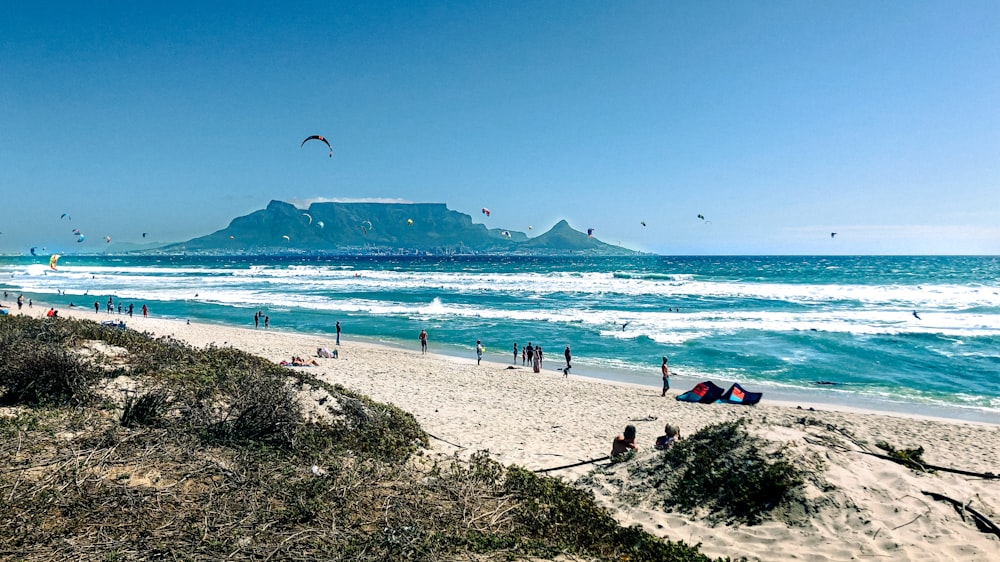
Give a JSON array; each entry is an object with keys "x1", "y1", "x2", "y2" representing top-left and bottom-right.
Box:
[
  {"x1": 6, "y1": 301, "x2": 1000, "y2": 561},
  {"x1": 8, "y1": 296, "x2": 998, "y2": 426}
]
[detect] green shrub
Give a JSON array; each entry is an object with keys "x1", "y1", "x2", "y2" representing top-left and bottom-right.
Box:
[{"x1": 636, "y1": 419, "x2": 805, "y2": 526}]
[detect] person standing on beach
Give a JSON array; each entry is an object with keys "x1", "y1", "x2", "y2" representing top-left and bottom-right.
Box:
[
  {"x1": 127, "y1": 303, "x2": 133, "y2": 317},
  {"x1": 336, "y1": 321, "x2": 341, "y2": 345},
  {"x1": 524, "y1": 342, "x2": 533, "y2": 367},
  {"x1": 513, "y1": 342, "x2": 518, "y2": 364},
  {"x1": 141, "y1": 304, "x2": 148, "y2": 318},
  {"x1": 254, "y1": 311, "x2": 259, "y2": 329},
  {"x1": 532, "y1": 346, "x2": 541, "y2": 373},
  {"x1": 564, "y1": 345, "x2": 571, "y2": 371},
  {"x1": 419, "y1": 329, "x2": 428, "y2": 353},
  {"x1": 264, "y1": 315, "x2": 269, "y2": 329},
  {"x1": 94, "y1": 301, "x2": 100, "y2": 314},
  {"x1": 661, "y1": 356, "x2": 670, "y2": 397},
  {"x1": 17, "y1": 294, "x2": 24, "y2": 310},
  {"x1": 476, "y1": 340, "x2": 484, "y2": 365}
]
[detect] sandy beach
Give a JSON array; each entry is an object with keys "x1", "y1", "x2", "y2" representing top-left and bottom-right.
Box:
[{"x1": 11, "y1": 303, "x2": 1000, "y2": 561}]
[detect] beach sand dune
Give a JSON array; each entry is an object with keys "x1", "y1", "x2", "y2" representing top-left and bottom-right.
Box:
[{"x1": 16, "y1": 306, "x2": 1000, "y2": 561}]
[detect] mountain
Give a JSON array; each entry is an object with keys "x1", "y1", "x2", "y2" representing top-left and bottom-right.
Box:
[{"x1": 161, "y1": 201, "x2": 638, "y2": 255}]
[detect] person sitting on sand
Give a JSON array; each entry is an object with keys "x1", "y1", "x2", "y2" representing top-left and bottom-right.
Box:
[
  {"x1": 654, "y1": 423, "x2": 681, "y2": 450},
  {"x1": 317, "y1": 347, "x2": 336, "y2": 358},
  {"x1": 611, "y1": 424, "x2": 638, "y2": 459}
]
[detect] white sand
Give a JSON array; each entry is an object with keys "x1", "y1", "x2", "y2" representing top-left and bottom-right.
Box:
[{"x1": 13, "y1": 305, "x2": 1000, "y2": 561}]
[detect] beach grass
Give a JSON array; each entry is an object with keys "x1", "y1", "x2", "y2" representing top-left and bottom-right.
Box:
[{"x1": 0, "y1": 315, "x2": 719, "y2": 561}]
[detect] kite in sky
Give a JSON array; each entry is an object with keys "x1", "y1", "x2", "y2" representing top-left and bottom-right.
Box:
[
  {"x1": 587, "y1": 228, "x2": 594, "y2": 238},
  {"x1": 301, "y1": 135, "x2": 332, "y2": 157}
]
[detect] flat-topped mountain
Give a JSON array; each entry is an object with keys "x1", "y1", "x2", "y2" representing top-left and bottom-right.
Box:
[{"x1": 162, "y1": 201, "x2": 638, "y2": 255}]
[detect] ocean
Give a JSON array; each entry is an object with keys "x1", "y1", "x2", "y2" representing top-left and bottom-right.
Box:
[{"x1": 3, "y1": 254, "x2": 999, "y2": 423}]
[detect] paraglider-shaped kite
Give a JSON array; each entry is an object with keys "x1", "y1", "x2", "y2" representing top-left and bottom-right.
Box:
[
  {"x1": 407, "y1": 219, "x2": 413, "y2": 226},
  {"x1": 641, "y1": 221, "x2": 646, "y2": 227},
  {"x1": 316, "y1": 221, "x2": 324, "y2": 229},
  {"x1": 587, "y1": 228, "x2": 594, "y2": 239},
  {"x1": 49, "y1": 254, "x2": 59, "y2": 270},
  {"x1": 830, "y1": 232, "x2": 837, "y2": 238},
  {"x1": 481, "y1": 208, "x2": 490, "y2": 217},
  {"x1": 302, "y1": 213, "x2": 313, "y2": 225},
  {"x1": 301, "y1": 135, "x2": 332, "y2": 157},
  {"x1": 30, "y1": 247, "x2": 37, "y2": 256},
  {"x1": 105, "y1": 236, "x2": 111, "y2": 243},
  {"x1": 142, "y1": 232, "x2": 148, "y2": 238},
  {"x1": 77, "y1": 234, "x2": 85, "y2": 243},
  {"x1": 282, "y1": 235, "x2": 291, "y2": 242},
  {"x1": 500, "y1": 230, "x2": 511, "y2": 239},
  {"x1": 60, "y1": 213, "x2": 71, "y2": 220}
]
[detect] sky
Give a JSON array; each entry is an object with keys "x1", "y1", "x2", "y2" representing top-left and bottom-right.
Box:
[{"x1": 2, "y1": 1, "x2": 998, "y2": 255}]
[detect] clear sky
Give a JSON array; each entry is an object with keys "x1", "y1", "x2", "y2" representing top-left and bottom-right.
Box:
[{"x1": 2, "y1": 1, "x2": 998, "y2": 255}]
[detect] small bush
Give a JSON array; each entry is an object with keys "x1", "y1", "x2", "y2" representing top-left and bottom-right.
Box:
[
  {"x1": 0, "y1": 340, "x2": 99, "y2": 406},
  {"x1": 120, "y1": 389, "x2": 168, "y2": 428},
  {"x1": 633, "y1": 419, "x2": 805, "y2": 526}
]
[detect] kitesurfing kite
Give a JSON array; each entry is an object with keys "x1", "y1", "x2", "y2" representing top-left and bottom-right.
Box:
[
  {"x1": 76, "y1": 234, "x2": 85, "y2": 243},
  {"x1": 316, "y1": 221, "x2": 324, "y2": 229},
  {"x1": 301, "y1": 135, "x2": 332, "y2": 157},
  {"x1": 831, "y1": 232, "x2": 837, "y2": 238},
  {"x1": 360, "y1": 220, "x2": 373, "y2": 235},
  {"x1": 105, "y1": 236, "x2": 111, "y2": 243},
  {"x1": 303, "y1": 213, "x2": 313, "y2": 225},
  {"x1": 282, "y1": 235, "x2": 291, "y2": 241},
  {"x1": 500, "y1": 230, "x2": 511, "y2": 239},
  {"x1": 528, "y1": 225, "x2": 533, "y2": 230},
  {"x1": 587, "y1": 228, "x2": 594, "y2": 238},
  {"x1": 407, "y1": 219, "x2": 413, "y2": 226},
  {"x1": 49, "y1": 254, "x2": 59, "y2": 270},
  {"x1": 697, "y1": 214, "x2": 705, "y2": 221},
  {"x1": 72, "y1": 228, "x2": 81, "y2": 235},
  {"x1": 60, "y1": 213, "x2": 71, "y2": 220},
  {"x1": 481, "y1": 208, "x2": 491, "y2": 217},
  {"x1": 30, "y1": 247, "x2": 37, "y2": 256},
  {"x1": 641, "y1": 221, "x2": 646, "y2": 227},
  {"x1": 142, "y1": 232, "x2": 148, "y2": 238}
]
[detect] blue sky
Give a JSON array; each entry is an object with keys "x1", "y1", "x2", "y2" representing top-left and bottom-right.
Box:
[{"x1": 2, "y1": 1, "x2": 998, "y2": 255}]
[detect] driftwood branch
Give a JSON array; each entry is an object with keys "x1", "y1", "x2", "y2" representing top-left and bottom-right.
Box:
[{"x1": 921, "y1": 491, "x2": 1000, "y2": 538}]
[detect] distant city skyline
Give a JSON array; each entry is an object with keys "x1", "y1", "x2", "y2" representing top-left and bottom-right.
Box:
[{"x1": 2, "y1": 1, "x2": 998, "y2": 255}]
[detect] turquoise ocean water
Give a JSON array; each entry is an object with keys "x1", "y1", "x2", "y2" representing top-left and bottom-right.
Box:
[{"x1": 3, "y1": 255, "x2": 998, "y2": 423}]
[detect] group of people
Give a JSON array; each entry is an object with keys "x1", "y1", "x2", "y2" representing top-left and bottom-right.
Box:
[
  {"x1": 89, "y1": 299, "x2": 146, "y2": 318},
  {"x1": 611, "y1": 422, "x2": 682, "y2": 459},
  {"x1": 253, "y1": 311, "x2": 270, "y2": 329},
  {"x1": 509, "y1": 341, "x2": 572, "y2": 375}
]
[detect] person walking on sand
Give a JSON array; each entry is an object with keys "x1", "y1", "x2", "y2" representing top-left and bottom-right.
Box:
[
  {"x1": 524, "y1": 342, "x2": 533, "y2": 367},
  {"x1": 264, "y1": 315, "x2": 269, "y2": 329},
  {"x1": 564, "y1": 345, "x2": 571, "y2": 370},
  {"x1": 94, "y1": 301, "x2": 100, "y2": 314},
  {"x1": 513, "y1": 342, "x2": 518, "y2": 364},
  {"x1": 521, "y1": 346, "x2": 527, "y2": 366},
  {"x1": 127, "y1": 303, "x2": 133, "y2": 317},
  {"x1": 532, "y1": 346, "x2": 541, "y2": 373},
  {"x1": 661, "y1": 356, "x2": 670, "y2": 397},
  {"x1": 419, "y1": 329, "x2": 428, "y2": 353},
  {"x1": 141, "y1": 304, "x2": 148, "y2": 318},
  {"x1": 336, "y1": 321, "x2": 341, "y2": 345},
  {"x1": 476, "y1": 340, "x2": 484, "y2": 365},
  {"x1": 254, "y1": 311, "x2": 259, "y2": 329}
]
